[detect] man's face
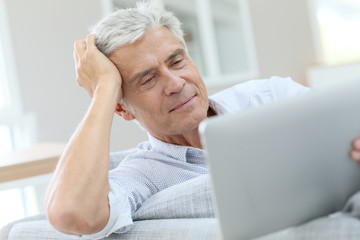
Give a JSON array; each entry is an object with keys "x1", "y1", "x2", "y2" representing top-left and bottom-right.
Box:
[{"x1": 109, "y1": 27, "x2": 209, "y2": 140}]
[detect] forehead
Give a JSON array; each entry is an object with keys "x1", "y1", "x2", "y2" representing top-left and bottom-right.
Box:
[{"x1": 109, "y1": 27, "x2": 184, "y2": 81}]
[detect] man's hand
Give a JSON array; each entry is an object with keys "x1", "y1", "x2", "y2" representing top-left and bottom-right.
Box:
[
  {"x1": 73, "y1": 34, "x2": 122, "y2": 102},
  {"x1": 351, "y1": 137, "x2": 360, "y2": 164}
]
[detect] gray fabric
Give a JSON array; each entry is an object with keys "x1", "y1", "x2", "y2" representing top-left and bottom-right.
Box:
[
  {"x1": 0, "y1": 214, "x2": 47, "y2": 240},
  {"x1": 7, "y1": 213, "x2": 360, "y2": 240},
  {"x1": 343, "y1": 191, "x2": 360, "y2": 218},
  {"x1": 133, "y1": 174, "x2": 214, "y2": 220},
  {"x1": 9, "y1": 219, "x2": 220, "y2": 240},
  {"x1": 255, "y1": 213, "x2": 360, "y2": 240},
  {"x1": 3, "y1": 175, "x2": 218, "y2": 240},
  {"x1": 108, "y1": 148, "x2": 137, "y2": 170},
  {"x1": 9, "y1": 220, "x2": 79, "y2": 240}
]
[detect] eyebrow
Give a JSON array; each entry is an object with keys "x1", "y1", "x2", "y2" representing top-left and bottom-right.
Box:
[
  {"x1": 165, "y1": 48, "x2": 185, "y2": 63},
  {"x1": 129, "y1": 48, "x2": 185, "y2": 84},
  {"x1": 129, "y1": 68, "x2": 154, "y2": 84}
]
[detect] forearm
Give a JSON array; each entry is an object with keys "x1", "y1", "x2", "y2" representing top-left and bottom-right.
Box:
[{"x1": 46, "y1": 84, "x2": 120, "y2": 234}]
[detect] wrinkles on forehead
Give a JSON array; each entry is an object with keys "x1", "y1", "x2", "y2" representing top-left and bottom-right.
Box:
[
  {"x1": 107, "y1": 27, "x2": 186, "y2": 90},
  {"x1": 110, "y1": 48, "x2": 186, "y2": 87}
]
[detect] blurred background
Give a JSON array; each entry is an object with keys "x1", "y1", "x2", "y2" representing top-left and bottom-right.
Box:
[{"x1": 0, "y1": 0, "x2": 359, "y2": 228}]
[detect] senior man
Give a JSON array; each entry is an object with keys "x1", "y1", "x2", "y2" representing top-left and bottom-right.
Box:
[{"x1": 45, "y1": 2, "x2": 360, "y2": 239}]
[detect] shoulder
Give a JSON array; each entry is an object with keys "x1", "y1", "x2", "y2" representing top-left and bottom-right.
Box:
[
  {"x1": 210, "y1": 76, "x2": 310, "y2": 112},
  {"x1": 263, "y1": 76, "x2": 311, "y2": 98},
  {"x1": 109, "y1": 141, "x2": 176, "y2": 173},
  {"x1": 214, "y1": 76, "x2": 310, "y2": 99}
]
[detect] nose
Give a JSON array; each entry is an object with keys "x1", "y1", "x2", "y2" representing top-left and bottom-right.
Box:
[{"x1": 162, "y1": 69, "x2": 185, "y2": 96}]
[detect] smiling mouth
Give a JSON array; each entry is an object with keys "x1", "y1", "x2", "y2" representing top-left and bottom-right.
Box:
[{"x1": 169, "y1": 95, "x2": 195, "y2": 113}]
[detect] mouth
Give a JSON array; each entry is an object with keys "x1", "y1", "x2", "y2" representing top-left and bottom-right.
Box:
[{"x1": 169, "y1": 95, "x2": 195, "y2": 113}]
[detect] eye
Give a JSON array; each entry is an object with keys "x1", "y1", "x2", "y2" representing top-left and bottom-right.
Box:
[
  {"x1": 172, "y1": 59, "x2": 183, "y2": 66},
  {"x1": 141, "y1": 77, "x2": 153, "y2": 85},
  {"x1": 171, "y1": 58, "x2": 185, "y2": 69}
]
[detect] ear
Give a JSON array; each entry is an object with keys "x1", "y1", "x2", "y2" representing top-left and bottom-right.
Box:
[{"x1": 115, "y1": 103, "x2": 135, "y2": 121}]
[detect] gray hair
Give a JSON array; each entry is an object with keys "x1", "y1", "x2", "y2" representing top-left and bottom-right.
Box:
[
  {"x1": 120, "y1": 98, "x2": 147, "y2": 131},
  {"x1": 119, "y1": 98, "x2": 135, "y2": 115},
  {"x1": 90, "y1": 1, "x2": 186, "y2": 56}
]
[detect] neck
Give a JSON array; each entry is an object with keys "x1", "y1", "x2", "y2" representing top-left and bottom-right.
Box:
[{"x1": 156, "y1": 129, "x2": 203, "y2": 149}]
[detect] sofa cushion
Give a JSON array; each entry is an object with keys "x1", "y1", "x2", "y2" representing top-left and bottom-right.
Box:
[
  {"x1": 4, "y1": 175, "x2": 217, "y2": 240},
  {"x1": 9, "y1": 213, "x2": 360, "y2": 240},
  {"x1": 255, "y1": 213, "x2": 360, "y2": 240},
  {"x1": 0, "y1": 214, "x2": 47, "y2": 240},
  {"x1": 133, "y1": 174, "x2": 215, "y2": 220},
  {"x1": 8, "y1": 219, "x2": 220, "y2": 240}
]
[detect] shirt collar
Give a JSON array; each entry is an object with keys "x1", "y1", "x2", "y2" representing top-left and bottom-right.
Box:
[
  {"x1": 147, "y1": 133, "x2": 205, "y2": 162},
  {"x1": 147, "y1": 133, "x2": 188, "y2": 162}
]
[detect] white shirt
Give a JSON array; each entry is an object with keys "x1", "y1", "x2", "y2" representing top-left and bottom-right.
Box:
[{"x1": 83, "y1": 76, "x2": 310, "y2": 239}]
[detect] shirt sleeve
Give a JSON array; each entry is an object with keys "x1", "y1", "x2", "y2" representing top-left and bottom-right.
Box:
[
  {"x1": 108, "y1": 161, "x2": 159, "y2": 214},
  {"x1": 270, "y1": 76, "x2": 311, "y2": 98},
  {"x1": 80, "y1": 180, "x2": 133, "y2": 239},
  {"x1": 81, "y1": 155, "x2": 159, "y2": 239},
  {"x1": 249, "y1": 76, "x2": 311, "y2": 106},
  {"x1": 209, "y1": 76, "x2": 311, "y2": 114}
]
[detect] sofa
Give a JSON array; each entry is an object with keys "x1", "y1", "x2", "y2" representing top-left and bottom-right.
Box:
[{"x1": 2, "y1": 148, "x2": 360, "y2": 240}]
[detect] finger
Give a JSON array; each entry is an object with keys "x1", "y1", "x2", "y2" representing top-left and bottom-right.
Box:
[
  {"x1": 86, "y1": 34, "x2": 96, "y2": 49},
  {"x1": 74, "y1": 39, "x2": 86, "y2": 58},
  {"x1": 350, "y1": 150, "x2": 360, "y2": 162},
  {"x1": 73, "y1": 48, "x2": 79, "y2": 63},
  {"x1": 353, "y1": 137, "x2": 360, "y2": 150}
]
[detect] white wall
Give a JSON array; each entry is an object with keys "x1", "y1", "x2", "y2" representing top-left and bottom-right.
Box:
[
  {"x1": 4, "y1": 0, "x2": 316, "y2": 151},
  {"x1": 248, "y1": 0, "x2": 316, "y2": 86},
  {"x1": 5, "y1": 0, "x2": 147, "y2": 151}
]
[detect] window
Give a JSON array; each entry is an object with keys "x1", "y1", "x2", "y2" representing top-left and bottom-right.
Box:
[
  {"x1": 0, "y1": 0, "x2": 15, "y2": 153},
  {"x1": 0, "y1": 125, "x2": 13, "y2": 154},
  {"x1": 0, "y1": 38, "x2": 13, "y2": 153},
  {"x1": 0, "y1": 187, "x2": 39, "y2": 227},
  {"x1": 0, "y1": 52, "x2": 8, "y2": 109},
  {"x1": 0, "y1": 0, "x2": 35, "y2": 150},
  {"x1": 0, "y1": 0, "x2": 39, "y2": 228},
  {"x1": 310, "y1": 0, "x2": 360, "y2": 65}
]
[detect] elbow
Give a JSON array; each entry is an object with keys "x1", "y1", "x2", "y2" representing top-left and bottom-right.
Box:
[{"x1": 47, "y1": 204, "x2": 106, "y2": 235}]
